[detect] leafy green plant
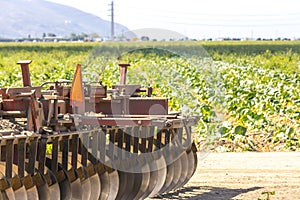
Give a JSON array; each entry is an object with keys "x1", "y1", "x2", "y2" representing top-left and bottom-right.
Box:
[{"x1": 1, "y1": 41, "x2": 299, "y2": 152}]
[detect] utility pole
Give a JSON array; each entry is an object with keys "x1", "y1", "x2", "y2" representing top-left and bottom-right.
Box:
[{"x1": 110, "y1": 1, "x2": 114, "y2": 41}]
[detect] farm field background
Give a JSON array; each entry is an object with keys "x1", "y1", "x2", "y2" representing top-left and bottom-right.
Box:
[{"x1": 0, "y1": 41, "x2": 299, "y2": 152}]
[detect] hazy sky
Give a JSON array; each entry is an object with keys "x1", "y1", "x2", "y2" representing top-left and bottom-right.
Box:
[{"x1": 47, "y1": 0, "x2": 300, "y2": 39}]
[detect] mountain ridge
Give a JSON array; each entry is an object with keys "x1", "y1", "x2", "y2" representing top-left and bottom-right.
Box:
[{"x1": 0, "y1": 0, "x2": 127, "y2": 38}]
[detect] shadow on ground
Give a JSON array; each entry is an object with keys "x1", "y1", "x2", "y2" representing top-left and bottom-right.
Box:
[{"x1": 150, "y1": 186, "x2": 262, "y2": 200}]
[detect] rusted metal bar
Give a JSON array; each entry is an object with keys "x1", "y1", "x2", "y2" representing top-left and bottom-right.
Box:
[
  {"x1": 17, "y1": 136, "x2": 26, "y2": 178},
  {"x1": 61, "y1": 135, "x2": 69, "y2": 171},
  {"x1": 123, "y1": 127, "x2": 133, "y2": 171},
  {"x1": 17, "y1": 60, "x2": 32, "y2": 87},
  {"x1": 118, "y1": 63, "x2": 130, "y2": 85},
  {"x1": 117, "y1": 128, "x2": 123, "y2": 160},
  {"x1": 124, "y1": 127, "x2": 132, "y2": 153},
  {"x1": 27, "y1": 136, "x2": 38, "y2": 175},
  {"x1": 178, "y1": 128, "x2": 183, "y2": 145},
  {"x1": 156, "y1": 130, "x2": 162, "y2": 149},
  {"x1": 38, "y1": 136, "x2": 48, "y2": 175},
  {"x1": 51, "y1": 136, "x2": 59, "y2": 172},
  {"x1": 71, "y1": 134, "x2": 79, "y2": 169},
  {"x1": 147, "y1": 126, "x2": 155, "y2": 152},
  {"x1": 133, "y1": 126, "x2": 139, "y2": 154},
  {"x1": 29, "y1": 92, "x2": 38, "y2": 132},
  {"x1": 5, "y1": 138, "x2": 14, "y2": 179},
  {"x1": 91, "y1": 131, "x2": 98, "y2": 158},
  {"x1": 98, "y1": 129, "x2": 106, "y2": 162},
  {"x1": 164, "y1": 129, "x2": 171, "y2": 160},
  {"x1": 183, "y1": 121, "x2": 192, "y2": 149},
  {"x1": 80, "y1": 116, "x2": 152, "y2": 126},
  {"x1": 108, "y1": 129, "x2": 116, "y2": 162},
  {"x1": 140, "y1": 126, "x2": 147, "y2": 153},
  {"x1": 165, "y1": 129, "x2": 171, "y2": 146},
  {"x1": 80, "y1": 132, "x2": 89, "y2": 167}
]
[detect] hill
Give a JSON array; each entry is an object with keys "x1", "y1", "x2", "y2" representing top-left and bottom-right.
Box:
[{"x1": 0, "y1": 0, "x2": 128, "y2": 39}]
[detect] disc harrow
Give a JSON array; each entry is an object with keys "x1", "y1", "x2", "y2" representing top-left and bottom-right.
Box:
[{"x1": 0, "y1": 60, "x2": 199, "y2": 199}]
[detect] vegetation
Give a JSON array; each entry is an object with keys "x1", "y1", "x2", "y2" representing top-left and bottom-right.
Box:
[{"x1": 0, "y1": 41, "x2": 299, "y2": 152}]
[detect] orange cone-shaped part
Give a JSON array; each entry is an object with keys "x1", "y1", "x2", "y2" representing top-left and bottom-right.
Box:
[{"x1": 70, "y1": 64, "x2": 85, "y2": 114}]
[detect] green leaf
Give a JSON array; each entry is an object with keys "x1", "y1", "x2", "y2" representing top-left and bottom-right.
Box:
[{"x1": 234, "y1": 125, "x2": 247, "y2": 136}]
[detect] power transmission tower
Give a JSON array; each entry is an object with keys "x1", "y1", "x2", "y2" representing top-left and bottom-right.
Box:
[{"x1": 109, "y1": 1, "x2": 114, "y2": 40}]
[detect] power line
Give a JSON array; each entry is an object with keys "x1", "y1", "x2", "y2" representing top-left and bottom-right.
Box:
[
  {"x1": 166, "y1": 21, "x2": 300, "y2": 27},
  {"x1": 118, "y1": 14, "x2": 300, "y2": 27},
  {"x1": 121, "y1": 13, "x2": 300, "y2": 22},
  {"x1": 114, "y1": 4, "x2": 300, "y2": 18},
  {"x1": 114, "y1": 7, "x2": 300, "y2": 26}
]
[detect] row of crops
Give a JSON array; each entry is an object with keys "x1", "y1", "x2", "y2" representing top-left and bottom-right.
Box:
[{"x1": 0, "y1": 41, "x2": 299, "y2": 151}]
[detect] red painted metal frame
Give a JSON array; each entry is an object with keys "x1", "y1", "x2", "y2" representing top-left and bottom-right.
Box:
[
  {"x1": 17, "y1": 60, "x2": 32, "y2": 87},
  {"x1": 119, "y1": 63, "x2": 130, "y2": 85}
]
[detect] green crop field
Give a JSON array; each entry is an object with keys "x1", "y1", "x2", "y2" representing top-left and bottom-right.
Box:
[{"x1": 0, "y1": 41, "x2": 299, "y2": 152}]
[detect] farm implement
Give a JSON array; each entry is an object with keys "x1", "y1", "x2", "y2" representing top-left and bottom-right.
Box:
[{"x1": 0, "y1": 60, "x2": 198, "y2": 200}]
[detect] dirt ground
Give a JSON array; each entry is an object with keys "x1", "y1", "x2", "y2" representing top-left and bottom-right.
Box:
[{"x1": 149, "y1": 152, "x2": 300, "y2": 200}]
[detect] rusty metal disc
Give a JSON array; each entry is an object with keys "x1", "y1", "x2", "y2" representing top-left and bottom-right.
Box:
[
  {"x1": 84, "y1": 165, "x2": 101, "y2": 200},
  {"x1": 68, "y1": 171, "x2": 83, "y2": 200},
  {"x1": 44, "y1": 168, "x2": 61, "y2": 200},
  {"x1": 157, "y1": 150, "x2": 176, "y2": 194},
  {"x1": 131, "y1": 158, "x2": 151, "y2": 200},
  {"x1": 98, "y1": 170, "x2": 110, "y2": 200},
  {"x1": 11, "y1": 177, "x2": 27, "y2": 200},
  {"x1": 113, "y1": 156, "x2": 134, "y2": 200},
  {"x1": 115, "y1": 170, "x2": 127, "y2": 200},
  {"x1": 177, "y1": 148, "x2": 195, "y2": 188},
  {"x1": 148, "y1": 153, "x2": 167, "y2": 198},
  {"x1": 191, "y1": 142, "x2": 198, "y2": 176},
  {"x1": 6, "y1": 164, "x2": 30, "y2": 200},
  {"x1": 45, "y1": 158, "x2": 71, "y2": 200},
  {"x1": 114, "y1": 157, "x2": 140, "y2": 200},
  {"x1": 125, "y1": 172, "x2": 142, "y2": 200},
  {"x1": 54, "y1": 154, "x2": 83, "y2": 200},
  {"x1": 56, "y1": 169, "x2": 72, "y2": 200},
  {"x1": 106, "y1": 168, "x2": 119, "y2": 200},
  {"x1": 22, "y1": 175, "x2": 39, "y2": 200},
  {"x1": 94, "y1": 163, "x2": 110, "y2": 200},
  {"x1": 31, "y1": 170, "x2": 51, "y2": 200},
  {"x1": 138, "y1": 155, "x2": 159, "y2": 199},
  {"x1": 168, "y1": 151, "x2": 188, "y2": 192},
  {"x1": 121, "y1": 157, "x2": 145, "y2": 200},
  {"x1": 89, "y1": 172, "x2": 101, "y2": 200},
  {"x1": 76, "y1": 165, "x2": 101, "y2": 200},
  {"x1": 67, "y1": 153, "x2": 101, "y2": 200},
  {"x1": 163, "y1": 151, "x2": 182, "y2": 193},
  {"x1": 115, "y1": 167, "x2": 134, "y2": 200},
  {"x1": 76, "y1": 167, "x2": 91, "y2": 200},
  {"x1": 0, "y1": 181, "x2": 15, "y2": 200},
  {"x1": 0, "y1": 167, "x2": 15, "y2": 200},
  {"x1": 99, "y1": 158, "x2": 119, "y2": 200}
]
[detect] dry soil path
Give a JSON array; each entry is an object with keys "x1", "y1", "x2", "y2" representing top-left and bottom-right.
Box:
[{"x1": 149, "y1": 152, "x2": 300, "y2": 200}]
